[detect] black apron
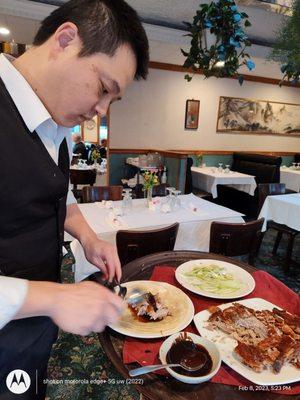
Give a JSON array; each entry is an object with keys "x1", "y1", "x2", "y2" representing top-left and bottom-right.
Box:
[{"x1": 0, "y1": 78, "x2": 69, "y2": 399}]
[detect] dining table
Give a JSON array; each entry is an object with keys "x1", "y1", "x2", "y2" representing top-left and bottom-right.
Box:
[
  {"x1": 98, "y1": 251, "x2": 299, "y2": 400},
  {"x1": 280, "y1": 167, "x2": 300, "y2": 192},
  {"x1": 258, "y1": 193, "x2": 300, "y2": 232},
  {"x1": 67, "y1": 194, "x2": 244, "y2": 281},
  {"x1": 191, "y1": 166, "x2": 257, "y2": 199}
]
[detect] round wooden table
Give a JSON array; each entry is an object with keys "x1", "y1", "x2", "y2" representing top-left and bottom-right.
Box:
[{"x1": 99, "y1": 251, "x2": 290, "y2": 400}]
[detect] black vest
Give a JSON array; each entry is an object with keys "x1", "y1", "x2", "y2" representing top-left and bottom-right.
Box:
[{"x1": 0, "y1": 78, "x2": 69, "y2": 282}]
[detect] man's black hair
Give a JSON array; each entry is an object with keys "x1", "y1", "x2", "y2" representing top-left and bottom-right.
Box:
[{"x1": 33, "y1": 0, "x2": 149, "y2": 80}]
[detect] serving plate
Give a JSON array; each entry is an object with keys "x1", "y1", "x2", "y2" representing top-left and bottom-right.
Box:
[
  {"x1": 109, "y1": 281, "x2": 194, "y2": 339},
  {"x1": 175, "y1": 259, "x2": 255, "y2": 299},
  {"x1": 194, "y1": 297, "x2": 300, "y2": 386}
]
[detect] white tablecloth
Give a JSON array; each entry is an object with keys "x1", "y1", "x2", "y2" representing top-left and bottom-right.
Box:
[
  {"x1": 191, "y1": 167, "x2": 257, "y2": 198},
  {"x1": 68, "y1": 194, "x2": 244, "y2": 281},
  {"x1": 280, "y1": 168, "x2": 300, "y2": 192},
  {"x1": 258, "y1": 193, "x2": 300, "y2": 231}
]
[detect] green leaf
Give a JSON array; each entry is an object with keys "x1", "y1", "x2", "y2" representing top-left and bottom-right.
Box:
[{"x1": 244, "y1": 20, "x2": 251, "y2": 27}]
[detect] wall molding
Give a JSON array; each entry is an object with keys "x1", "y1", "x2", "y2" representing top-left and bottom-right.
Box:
[
  {"x1": 110, "y1": 148, "x2": 297, "y2": 157},
  {"x1": 149, "y1": 61, "x2": 300, "y2": 88},
  {"x1": 109, "y1": 149, "x2": 187, "y2": 159}
]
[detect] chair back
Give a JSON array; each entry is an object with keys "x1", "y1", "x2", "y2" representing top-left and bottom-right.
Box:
[
  {"x1": 209, "y1": 218, "x2": 264, "y2": 265},
  {"x1": 70, "y1": 169, "x2": 96, "y2": 202},
  {"x1": 257, "y1": 183, "x2": 286, "y2": 215},
  {"x1": 116, "y1": 222, "x2": 179, "y2": 266},
  {"x1": 70, "y1": 169, "x2": 96, "y2": 187},
  {"x1": 82, "y1": 185, "x2": 123, "y2": 203}
]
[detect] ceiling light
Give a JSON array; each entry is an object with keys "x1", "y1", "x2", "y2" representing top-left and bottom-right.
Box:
[
  {"x1": 0, "y1": 27, "x2": 10, "y2": 35},
  {"x1": 215, "y1": 60, "x2": 225, "y2": 68}
]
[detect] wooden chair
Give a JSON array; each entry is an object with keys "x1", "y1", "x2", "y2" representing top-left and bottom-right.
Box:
[
  {"x1": 82, "y1": 185, "x2": 123, "y2": 203},
  {"x1": 70, "y1": 169, "x2": 96, "y2": 202},
  {"x1": 116, "y1": 222, "x2": 179, "y2": 266},
  {"x1": 209, "y1": 218, "x2": 264, "y2": 265},
  {"x1": 258, "y1": 183, "x2": 299, "y2": 272}
]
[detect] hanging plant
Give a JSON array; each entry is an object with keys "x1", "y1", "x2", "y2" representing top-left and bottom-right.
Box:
[
  {"x1": 181, "y1": 0, "x2": 255, "y2": 85},
  {"x1": 269, "y1": 0, "x2": 300, "y2": 85}
]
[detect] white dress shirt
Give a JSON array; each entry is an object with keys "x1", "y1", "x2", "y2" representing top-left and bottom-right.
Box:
[{"x1": 0, "y1": 53, "x2": 77, "y2": 329}]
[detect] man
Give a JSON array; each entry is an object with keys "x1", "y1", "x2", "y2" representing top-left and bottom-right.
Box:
[
  {"x1": 99, "y1": 138, "x2": 107, "y2": 158},
  {"x1": 0, "y1": 0, "x2": 149, "y2": 398},
  {"x1": 72, "y1": 133, "x2": 88, "y2": 160}
]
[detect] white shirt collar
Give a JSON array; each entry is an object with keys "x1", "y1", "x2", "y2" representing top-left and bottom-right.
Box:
[{"x1": 0, "y1": 53, "x2": 55, "y2": 133}]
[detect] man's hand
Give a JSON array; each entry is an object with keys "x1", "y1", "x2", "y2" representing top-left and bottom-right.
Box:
[
  {"x1": 64, "y1": 203, "x2": 122, "y2": 282},
  {"x1": 51, "y1": 281, "x2": 124, "y2": 335},
  {"x1": 82, "y1": 236, "x2": 122, "y2": 282},
  {"x1": 15, "y1": 280, "x2": 124, "y2": 336}
]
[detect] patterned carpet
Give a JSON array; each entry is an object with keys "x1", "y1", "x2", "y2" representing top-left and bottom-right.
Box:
[{"x1": 46, "y1": 229, "x2": 300, "y2": 400}]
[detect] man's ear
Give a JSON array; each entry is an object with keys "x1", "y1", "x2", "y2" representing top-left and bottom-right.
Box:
[{"x1": 54, "y1": 22, "x2": 79, "y2": 50}]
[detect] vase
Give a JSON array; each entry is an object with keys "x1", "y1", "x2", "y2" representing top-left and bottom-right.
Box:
[{"x1": 146, "y1": 186, "x2": 153, "y2": 206}]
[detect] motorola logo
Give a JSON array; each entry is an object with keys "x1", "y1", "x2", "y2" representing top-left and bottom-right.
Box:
[{"x1": 6, "y1": 369, "x2": 31, "y2": 394}]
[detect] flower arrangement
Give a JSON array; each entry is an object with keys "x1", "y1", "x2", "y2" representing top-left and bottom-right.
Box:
[
  {"x1": 195, "y1": 153, "x2": 203, "y2": 167},
  {"x1": 182, "y1": 0, "x2": 254, "y2": 84},
  {"x1": 142, "y1": 170, "x2": 159, "y2": 192},
  {"x1": 91, "y1": 148, "x2": 101, "y2": 162}
]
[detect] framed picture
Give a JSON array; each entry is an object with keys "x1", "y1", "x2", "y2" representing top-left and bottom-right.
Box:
[
  {"x1": 217, "y1": 96, "x2": 300, "y2": 136},
  {"x1": 82, "y1": 115, "x2": 99, "y2": 143},
  {"x1": 185, "y1": 99, "x2": 200, "y2": 130}
]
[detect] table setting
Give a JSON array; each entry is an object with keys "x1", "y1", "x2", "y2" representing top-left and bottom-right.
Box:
[
  {"x1": 280, "y1": 165, "x2": 300, "y2": 192},
  {"x1": 97, "y1": 251, "x2": 300, "y2": 400},
  {"x1": 191, "y1": 165, "x2": 257, "y2": 198},
  {"x1": 67, "y1": 193, "x2": 244, "y2": 281}
]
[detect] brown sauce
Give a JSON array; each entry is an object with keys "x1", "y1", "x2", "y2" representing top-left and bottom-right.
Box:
[{"x1": 166, "y1": 334, "x2": 213, "y2": 377}]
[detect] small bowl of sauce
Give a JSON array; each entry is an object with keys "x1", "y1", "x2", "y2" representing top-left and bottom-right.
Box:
[{"x1": 159, "y1": 332, "x2": 221, "y2": 384}]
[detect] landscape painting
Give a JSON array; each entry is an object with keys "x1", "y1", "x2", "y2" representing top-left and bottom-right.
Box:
[{"x1": 217, "y1": 96, "x2": 300, "y2": 136}]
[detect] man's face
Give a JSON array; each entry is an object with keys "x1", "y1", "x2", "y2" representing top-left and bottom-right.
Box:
[{"x1": 47, "y1": 32, "x2": 136, "y2": 127}]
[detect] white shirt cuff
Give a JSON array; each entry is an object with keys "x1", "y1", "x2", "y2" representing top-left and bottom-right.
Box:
[
  {"x1": 0, "y1": 277, "x2": 28, "y2": 329},
  {"x1": 66, "y1": 183, "x2": 77, "y2": 206}
]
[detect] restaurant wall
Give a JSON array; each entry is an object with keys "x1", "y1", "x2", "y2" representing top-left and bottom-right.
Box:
[{"x1": 110, "y1": 68, "x2": 300, "y2": 153}]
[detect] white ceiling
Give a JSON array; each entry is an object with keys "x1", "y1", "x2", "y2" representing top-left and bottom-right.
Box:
[{"x1": 0, "y1": 0, "x2": 290, "y2": 78}]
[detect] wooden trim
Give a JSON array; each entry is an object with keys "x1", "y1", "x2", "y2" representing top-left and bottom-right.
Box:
[
  {"x1": 109, "y1": 148, "x2": 297, "y2": 157},
  {"x1": 109, "y1": 148, "x2": 187, "y2": 159},
  {"x1": 149, "y1": 61, "x2": 300, "y2": 88},
  {"x1": 169, "y1": 150, "x2": 297, "y2": 156}
]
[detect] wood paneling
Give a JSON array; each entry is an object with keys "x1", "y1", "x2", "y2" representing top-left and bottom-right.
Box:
[{"x1": 149, "y1": 61, "x2": 300, "y2": 88}]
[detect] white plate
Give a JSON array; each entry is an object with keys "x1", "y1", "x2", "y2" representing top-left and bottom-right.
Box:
[
  {"x1": 175, "y1": 259, "x2": 255, "y2": 299},
  {"x1": 108, "y1": 281, "x2": 194, "y2": 338},
  {"x1": 194, "y1": 298, "x2": 300, "y2": 386}
]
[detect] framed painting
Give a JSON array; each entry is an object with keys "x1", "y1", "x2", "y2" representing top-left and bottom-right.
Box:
[
  {"x1": 217, "y1": 96, "x2": 300, "y2": 136},
  {"x1": 82, "y1": 115, "x2": 99, "y2": 143},
  {"x1": 185, "y1": 99, "x2": 200, "y2": 130}
]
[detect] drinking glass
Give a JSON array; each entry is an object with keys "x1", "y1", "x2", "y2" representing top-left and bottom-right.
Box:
[
  {"x1": 224, "y1": 165, "x2": 230, "y2": 173},
  {"x1": 172, "y1": 190, "x2": 182, "y2": 210},
  {"x1": 218, "y1": 163, "x2": 223, "y2": 172},
  {"x1": 292, "y1": 163, "x2": 297, "y2": 169},
  {"x1": 122, "y1": 189, "x2": 133, "y2": 213}
]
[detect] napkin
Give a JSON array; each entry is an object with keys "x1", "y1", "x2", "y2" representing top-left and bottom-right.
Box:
[{"x1": 123, "y1": 267, "x2": 300, "y2": 395}]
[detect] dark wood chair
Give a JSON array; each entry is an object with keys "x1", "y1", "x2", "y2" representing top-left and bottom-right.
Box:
[
  {"x1": 70, "y1": 169, "x2": 96, "y2": 202},
  {"x1": 116, "y1": 222, "x2": 179, "y2": 266},
  {"x1": 82, "y1": 185, "x2": 123, "y2": 203},
  {"x1": 209, "y1": 218, "x2": 264, "y2": 265},
  {"x1": 133, "y1": 183, "x2": 167, "y2": 199},
  {"x1": 258, "y1": 183, "x2": 299, "y2": 272}
]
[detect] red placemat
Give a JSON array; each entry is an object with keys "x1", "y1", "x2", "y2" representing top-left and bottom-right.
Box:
[{"x1": 123, "y1": 266, "x2": 300, "y2": 395}]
